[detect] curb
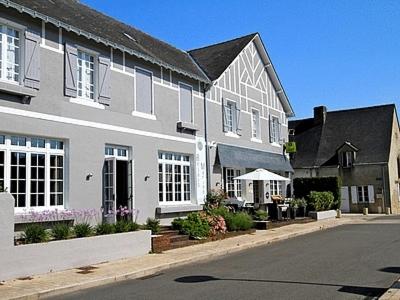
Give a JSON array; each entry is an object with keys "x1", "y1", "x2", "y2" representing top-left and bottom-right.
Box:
[
  {"x1": 8, "y1": 220, "x2": 347, "y2": 300},
  {"x1": 379, "y1": 278, "x2": 400, "y2": 299}
]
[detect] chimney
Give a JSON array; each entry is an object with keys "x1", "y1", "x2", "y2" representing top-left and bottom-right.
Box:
[{"x1": 314, "y1": 106, "x2": 327, "y2": 125}]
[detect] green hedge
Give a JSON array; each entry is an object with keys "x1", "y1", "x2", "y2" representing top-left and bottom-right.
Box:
[{"x1": 293, "y1": 177, "x2": 342, "y2": 209}]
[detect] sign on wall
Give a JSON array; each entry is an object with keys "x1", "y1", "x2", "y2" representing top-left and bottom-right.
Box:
[{"x1": 196, "y1": 136, "x2": 207, "y2": 204}]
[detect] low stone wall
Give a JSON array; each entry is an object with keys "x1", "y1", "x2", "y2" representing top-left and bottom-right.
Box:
[
  {"x1": 0, "y1": 193, "x2": 151, "y2": 281},
  {"x1": 309, "y1": 210, "x2": 337, "y2": 220}
]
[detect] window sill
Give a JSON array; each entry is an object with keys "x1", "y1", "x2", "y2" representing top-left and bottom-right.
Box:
[
  {"x1": 225, "y1": 132, "x2": 240, "y2": 138},
  {"x1": 251, "y1": 138, "x2": 263, "y2": 143},
  {"x1": 69, "y1": 97, "x2": 105, "y2": 109},
  {"x1": 131, "y1": 111, "x2": 157, "y2": 120},
  {"x1": 177, "y1": 121, "x2": 199, "y2": 131},
  {"x1": 156, "y1": 204, "x2": 203, "y2": 214},
  {"x1": 0, "y1": 81, "x2": 38, "y2": 98}
]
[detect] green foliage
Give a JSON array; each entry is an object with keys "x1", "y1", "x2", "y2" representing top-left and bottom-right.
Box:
[
  {"x1": 225, "y1": 212, "x2": 253, "y2": 231},
  {"x1": 254, "y1": 209, "x2": 268, "y2": 221},
  {"x1": 171, "y1": 218, "x2": 184, "y2": 231},
  {"x1": 114, "y1": 220, "x2": 131, "y2": 233},
  {"x1": 308, "y1": 191, "x2": 335, "y2": 211},
  {"x1": 208, "y1": 206, "x2": 231, "y2": 219},
  {"x1": 145, "y1": 218, "x2": 161, "y2": 234},
  {"x1": 293, "y1": 177, "x2": 342, "y2": 209},
  {"x1": 181, "y1": 212, "x2": 210, "y2": 239},
  {"x1": 23, "y1": 224, "x2": 48, "y2": 244},
  {"x1": 204, "y1": 189, "x2": 226, "y2": 211},
  {"x1": 126, "y1": 221, "x2": 140, "y2": 232},
  {"x1": 51, "y1": 223, "x2": 71, "y2": 240},
  {"x1": 73, "y1": 223, "x2": 93, "y2": 238},
  {"x1": 95, "y1": 223, "x2": 115, "y2": 235}
]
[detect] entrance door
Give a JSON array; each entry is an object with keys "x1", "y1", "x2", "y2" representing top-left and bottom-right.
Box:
[
  {"x1": 116, "y1": 160, "x2": 129, "y2": 211},
  {"x1": 341, "y1": 186, "x2": 350, "y2": 212},
  {"x1": 103, "y1": 157, "x2": 116, "y2": 222}
]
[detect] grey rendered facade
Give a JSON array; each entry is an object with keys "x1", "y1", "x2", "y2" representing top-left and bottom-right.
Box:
[{"x1": 0, "y1": 1, "x2": 294, "y2": 225}]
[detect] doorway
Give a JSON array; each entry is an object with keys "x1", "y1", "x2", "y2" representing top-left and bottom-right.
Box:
[
  {"x1": 102, "y1": 146, "x2": 133, "y2": 223},
  {"x1": 253, "y1": 180, "x2": 261, "y2": 204}
]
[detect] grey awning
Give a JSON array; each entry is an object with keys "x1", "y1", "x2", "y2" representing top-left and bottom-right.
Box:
[{"x1": 217, "y1": 144, "x2": 293, "y2": 173}]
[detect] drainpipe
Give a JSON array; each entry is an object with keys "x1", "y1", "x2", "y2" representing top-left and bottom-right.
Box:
[{"x1": 203, "y1": 83, "x2": 211, "y2": 192}]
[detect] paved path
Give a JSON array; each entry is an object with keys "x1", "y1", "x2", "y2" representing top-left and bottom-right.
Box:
[{"x1": 48, "y1": 216, "x2": 400, "y2": 300}]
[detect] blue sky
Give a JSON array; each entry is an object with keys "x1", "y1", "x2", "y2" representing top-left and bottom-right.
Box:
[{"x1": 82, "y1": 0, "x2": 399, "y2": 119}]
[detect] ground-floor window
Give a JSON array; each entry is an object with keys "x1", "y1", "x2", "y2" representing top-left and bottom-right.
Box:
[
  {"x1": 0, "y1": 134, "x2": 65, "y2": 211},
  {"x1": 224, "y1": 168, "x2": 242, "y2": 198},
  {"x1": 270, "y1": 180, "x2": 283, "y2": 196},
  {"x1": 158, "y1": 152, "x2": 191, "y2": 204},
  {"x1": 357, "y1": 186, "x2": 369, "y2": 203}
]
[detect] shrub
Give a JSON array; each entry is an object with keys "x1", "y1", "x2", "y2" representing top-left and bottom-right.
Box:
[
  {"x1": 254, "y1": 210, "x2": 268, "y2": 221},
  {"x1": 127, "y1": 221, "x2": 140, "y2": 232},
  {"x1": 23, "y1": 224, "x2": 48, "y2": 244},
  {"x1": 73, "y1": 223, "x2": 93, "y2": 238},
  {"x1": 308, "y1": 191, "x2": 335, "y2": 211},
  {"x1": 145, "y1": 218, "x2": 161, "y2": 234},
  {"x1": 293, "y1": 177, "x2": 341, "y2": 209},
  {"x1": 208, "y1": 206, "x2": 231, "y2": 219},
  {"x1": 95, "y1": 223, "x2": 115, "y2": 235},
  {"x1": 114, "y1": 220, "x2": 131, "y2": 233},
  {"x1": 181, "y1": 212, "x2": 210, "y2": 239},
  {"x1": 204, "y1": 189, "x2": 226, "y2": 211},
  {"x1": 171, "y1": 218, "x2": 185, "y2": 232},
  {"x1": 226, "y1": 212, "x2": 253, "y2": 231},
  {"x1": 51, "y1": 223, "x2": 71, "y2": 240},
  {"x1": 207, "y1": 214, "x2": 227, "y2": 236}
]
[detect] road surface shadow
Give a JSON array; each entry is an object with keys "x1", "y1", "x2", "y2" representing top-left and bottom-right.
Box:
[{"x1": 175, "y1": 275, "x2": 386, "y2": 298}]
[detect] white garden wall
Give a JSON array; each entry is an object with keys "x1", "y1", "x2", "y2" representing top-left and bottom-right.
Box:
[{"x1": 0, "y1": 193, "x2": 151, "y2": 281}]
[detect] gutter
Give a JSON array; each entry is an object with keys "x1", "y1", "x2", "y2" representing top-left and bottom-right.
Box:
[
  {"x1": 203, "y1": 83, "x2": 211, "y2": 192},
  {"x1": 1, "y1": 0, "x2": 211, "y2": 84}
]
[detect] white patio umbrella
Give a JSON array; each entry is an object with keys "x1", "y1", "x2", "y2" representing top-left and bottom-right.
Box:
[{"x1": 234, "y1": 168, "x2": 290, "y2": 181}]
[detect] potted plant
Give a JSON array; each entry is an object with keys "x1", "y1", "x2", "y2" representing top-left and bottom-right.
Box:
[
  {"x1": 289, "y1": 200, "x2": 298, "y2": 219},
  {"x1": 253, "y1": 209, "x2": 269, "y2": 230},
  {"x1": 295, "y1": 198, "x2": 307, "y2": 218}
]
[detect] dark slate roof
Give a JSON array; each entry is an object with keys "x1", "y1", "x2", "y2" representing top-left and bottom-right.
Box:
[
  {"x1": 217, "y1": 143, "x2": 293, "y2": 173},
  {"x1": 188, "y1": 33, "x2": 257, "y2": 80},
  {"x1": 289, "y1": 104, "x2": 396, "y2": 168},
  {"x1": 6, "y1": 0, "x2": 209, "y2": 82}
]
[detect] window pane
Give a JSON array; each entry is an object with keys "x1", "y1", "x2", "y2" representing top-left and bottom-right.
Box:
[
  {"x1": 11, "y1": 136, "x2": 26, "y2": 146},
  {"x1": 135, "y1": 68, "x2": 152, "y2": 114},
  {"x1": 0, "y1": 135, "x2": 4, "y2": 144},
  {"x1": 50, "y1": 155, "x2": 64, "y2": 206},
  {"x1": 11, "y1": 152, "x2": 26, "y2": 207},
  {"x1": 77, "y1": 50, "x2": 95, "y2": 100},
  {"x1": 50, "y1": 140, "x2": 63, "y2": 150},
  {"x1": 31, "y1": 138, "x2": 45, "y2": 148}
]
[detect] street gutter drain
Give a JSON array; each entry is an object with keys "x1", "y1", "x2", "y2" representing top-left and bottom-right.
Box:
[
  {"x1": 17, "y1": 276, "x2": 33, "y2": 281},
  {"x1": 76, "y1": 265, "x2": 98, "y2": 274}
]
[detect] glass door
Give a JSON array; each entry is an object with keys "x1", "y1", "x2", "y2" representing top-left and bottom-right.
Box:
[{"x1": 103, "y1": 157, "x2": 116, "y2": 223}]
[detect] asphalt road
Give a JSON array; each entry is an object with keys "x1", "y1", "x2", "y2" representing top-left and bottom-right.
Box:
[{"x1": 50, "y1": 216, "x2": 400, "y2": 300}]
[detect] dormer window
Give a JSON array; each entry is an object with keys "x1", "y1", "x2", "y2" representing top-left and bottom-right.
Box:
[{"x1": 341, "y1": 151, "x2": 354, "y2": 168}]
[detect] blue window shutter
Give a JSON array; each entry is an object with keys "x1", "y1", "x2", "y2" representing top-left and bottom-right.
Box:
[
  {"x1": 24, "y1": 30, "x2": 41, "y2": 90},
  {"x1": 98, "y1": 56, "x2": 111, "y2": 105},
  {"x1": 64, "y1": 43, "x2": 77, "y2": 98}
]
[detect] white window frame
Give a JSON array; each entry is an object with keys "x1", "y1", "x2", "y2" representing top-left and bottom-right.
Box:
[
  {"x1": 341, "y1": 151, "x2": 353, "y2": 167},
  {"x1": 225, "y1": 101, "x2": 235, "y2": 133},
  {"x1": 0, "y1": 134, "x2": 65, "y2": 213},
  {"x1": 224, "y1": 168, "x2": 242, "y2": 199},
  {"x1": 251, "y1": 108, "x2": 261, "y2": 142},
  {"x1": 357, "y1": 186, "x2": 369, "y2": 203},
  {"x1": 270, "y1": 116, "x2": 280, "y2": 144},
  {"x1": 77, "y1": 47, "x2": 97, "y2": 101},
  {"x1": 178, "y1": 82, "x2": 194, "y2": 124},
  {"x1": 158, "y1": 152, "x2": 191, "y2": 205},
  {"x1": 270, "y1": 180, "x2": 283, "y2": 196},
  {"x1": 133, "y1": 66, "x2": 155, "y2": 117},
  {"x1": 0, "y1": 23, "x2": 23, "y2": 84},
  {"x1": 104, "y1": 144, "x2": 129, "y2": 161}
]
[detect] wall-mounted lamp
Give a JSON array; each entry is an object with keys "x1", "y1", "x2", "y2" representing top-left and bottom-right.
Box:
[
  {"x1": 144, "y1": 175, "x2": 150, "y2": 181},
  {"x1": 216, "y1": 182, "x2": 220, "y2": 187},
  {"x1": 86, "y1": 173, "x2": 93, "y2": 181},
  {"x1": 248, "y1": 182, "x2": 253, "y2": 188},
  {"x1": 209, "y1": 141, "x2": 217, "y2": 149}
]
